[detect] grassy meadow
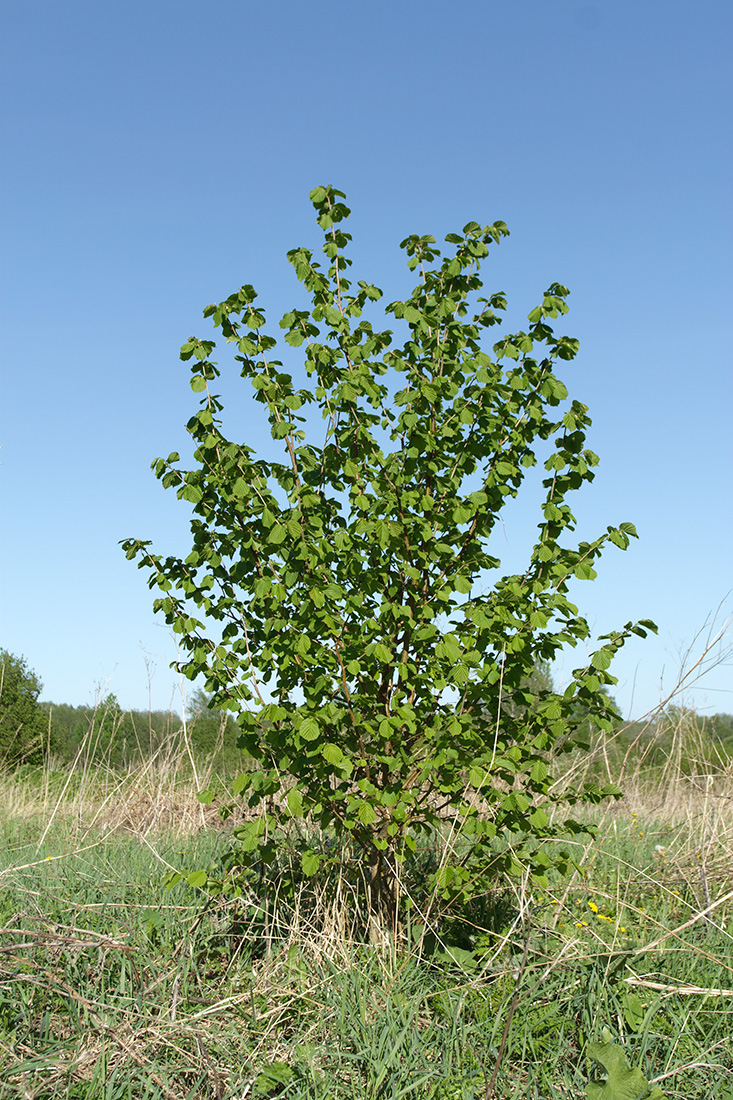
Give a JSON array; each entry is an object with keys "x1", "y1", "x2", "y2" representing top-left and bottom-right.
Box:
[{"x1": 1, "y1": 709, "x2": 732, "y2": 1100}]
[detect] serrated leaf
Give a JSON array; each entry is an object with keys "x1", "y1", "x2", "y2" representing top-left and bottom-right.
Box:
[
  {"x1": 322, "y1": 742, "x2": 343, "y2": 765},
  {"x1": 299, "y1": 717, "x2": 320, "y2": 741},
  {"x1": 530, "y1": 760, "x2": 548, "y2": 783},
  {"x1": 287, "y1": 788, "x2": 304, "y2": 816},
  {"x1": 357, "y1": 801, "x2": 377, "y2": 825},
  {"x1": 591, "y1": 649, "x2": 612, "y2": 671},
  {"x1": 575, "y1": 561, "x2": 597, "y2": 580},
  {"x1": 232, "y1": 771, "x2": 251, "y2": 796},
  {"x1": 254, "y1": 1062, "x2": 295, "y2": 1096},
  {"x1": 469, "y1": 766, "x2": 488, "y2": 789}
]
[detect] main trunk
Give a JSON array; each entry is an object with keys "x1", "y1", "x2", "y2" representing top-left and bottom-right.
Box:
[{"x1": 366, "y1": 841, "x2": 399, "y2": 946}]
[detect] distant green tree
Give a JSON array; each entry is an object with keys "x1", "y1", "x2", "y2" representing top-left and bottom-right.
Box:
[
  {"x1": 43, "y1": 697, "x2": 180, "y2": 768},
  {"x1": 187, "y1": 688, "x2": 249, "y2": 772},
  {"x1": 705, "y1": 712, "x2": 733, "y2": 754},
  {"x1": 0, "y1": 649, "x2": 47, "y2": 766}
]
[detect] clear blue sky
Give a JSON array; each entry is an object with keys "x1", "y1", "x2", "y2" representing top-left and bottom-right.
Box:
[{"x1": 2, "y1": 0, "x2": 731, "y2": 719}]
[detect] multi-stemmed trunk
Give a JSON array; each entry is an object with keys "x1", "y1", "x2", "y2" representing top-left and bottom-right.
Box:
[{"x1": 365, "y1": 838, "x2": 399, "y2": 946}]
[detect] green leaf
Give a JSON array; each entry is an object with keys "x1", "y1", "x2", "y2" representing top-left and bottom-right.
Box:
[
  {"x1": 301, "y1": 851, "x2": 320, "y2": 876},
  {"x1": 357, "y1": 801, "x2": 377, "y2": 825},
  {"x1": 591, "y1": 649, "x2": 612, "y2": 671},
  {"x1": 469, "y1": 766, "x2": 488, "y2": 789},
  {"x1": 530, "y1": 760, "x2": 548, "y2": 783},
  {"x1": 322, "y1": 742, "x2": 343, "y2": 765},
  {"x1": 254, "y1": 1062, "x2": 295, "y2": 1096},
  {"x1": 586, "y1": 1034, "x2": 666, "y2": 1099},
  {"x1": 621, "y1": 992, "x2": 646, "y2": 1032},
  {"x1": 287, "y1": 788, "x2": 304, "y2": 816},
  {"x1": 232, "y1": 772, "x2": 251, "y2": 796},
  {"x1": 187, "y1": 871, "x2": 208, "y2": 889},
  {"x1": 575, "y1": 561, "x2": 597, "y2": 580},
  {"x1": 296, "y1": 718, "x2": 319, "y2": 741}
]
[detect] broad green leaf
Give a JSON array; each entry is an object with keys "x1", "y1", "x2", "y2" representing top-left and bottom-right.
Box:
[
  {"x1": 586, "y1": 1035, "x2": 666, "y2": 1099},
  {"x1": 530, "y1": 760, "x2": 548, "y2": 783},
  {"x1": 232, "y1": 772, "x2": 251, "y2": 796},
  {"x1": 299, "y1": 717, "x2": 320, "y2": 741},
  {"x1": 357, "y1": 801, "x2": 377, "y2": 825},
  {"x1": 322, "y1": 742, "x2": 343, "y2": 765},
  {"x1": 287, "y1": 788, "x2": 304, "y2": 816},
  {"x1": 301, "y1": 851, "x2": 320, "y2": 876}
]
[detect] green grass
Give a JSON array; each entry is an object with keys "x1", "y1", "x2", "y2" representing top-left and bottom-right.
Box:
[{"x1": 1, "y1": 757, "x2": 732, "y2": 1100}]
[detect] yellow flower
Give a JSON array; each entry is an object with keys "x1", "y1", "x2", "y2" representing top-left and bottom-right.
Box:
[
  {"x1": 575, "y1": 920, "x2": 589, "y2": 928},
  {"x1": 618, "y1": 927, "x2": 627, "y2": 933},
  {"x1": 588, "y1": 901, "x2": 599, "y2": 913}
]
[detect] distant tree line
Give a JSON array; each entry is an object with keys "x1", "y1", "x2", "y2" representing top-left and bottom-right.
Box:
[
  {"x1": 1, "y1": 646, "x2": 731, "y2": 775},
  {"x1": 0, "y1": 648, "x2": 245, "y2": 773}
]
